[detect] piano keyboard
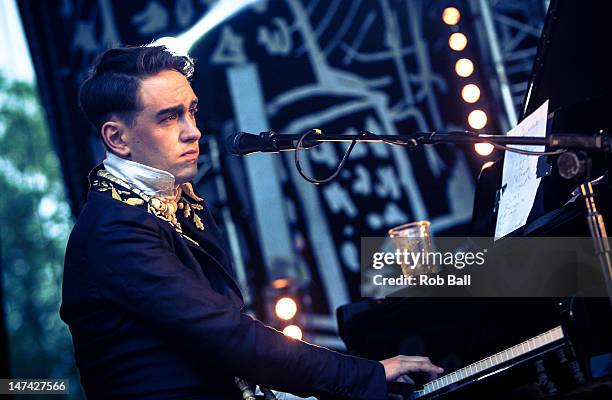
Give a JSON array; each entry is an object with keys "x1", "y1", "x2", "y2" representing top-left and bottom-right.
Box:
[{"x1": 412, "y1": 325, "x2": 565, "y2": 398}]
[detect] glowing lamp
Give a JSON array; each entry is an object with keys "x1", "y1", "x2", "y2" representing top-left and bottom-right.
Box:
[
  {"x1": 468, "y1": 109, "x2": 488, "y2": 129},
  {"x1": 449, "y1": 33, "x2": 467, "y2": 51},
  {"x1": 475, "y1": 143, "x2": 495, "y2": 156},
  {"x1": 275, "y1": 297, "x2": 298, "y2": 320},
  {"x1": 481, "y1": 160, "x2": 495, "y2": 170},
  {"x1": 455, "y1": 58, "x2": 474, "y2": 77},
  {"x1": 461, "y1": 84, "x2": 481, "y2": 103},
  {"x1": 442, "y1": 7, "x2": 461, "y2": 25},
  {"x1": 282, "y1": 325, "x2": 303, "y2": 340}
]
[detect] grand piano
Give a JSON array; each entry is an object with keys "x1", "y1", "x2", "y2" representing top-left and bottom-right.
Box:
[{"x1": 337, "y1": 1, "x2": 612, "y2": 398}]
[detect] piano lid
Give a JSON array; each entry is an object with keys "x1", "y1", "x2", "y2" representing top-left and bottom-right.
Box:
[
  {"x1": 472, "y1": 0, "x2": 612, "y2": 237},
  {"x1": 522, "y1": 0, "x2": 612, "y2": 120}
]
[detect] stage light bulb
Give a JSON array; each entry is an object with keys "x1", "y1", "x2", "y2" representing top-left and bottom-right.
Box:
[
  {"x1": 455, "y1": 58, "x2": 474, "y2": 77},
  {"x1": 282, "y1": 325, "x2": 303, "y2": 340},
  {"x1": 468, "y1": 109, "x2": 488, "y2": 129},
  {"x1": 448, "y1": 33, "x2": 467, "y2": 51},
  {"x1": 475, "y1": 143, "x2": 494, "y2": 156},
  {"x1": 275, "y1": 297, "x2": 298, "y2": 320},
  {"x1": 481, "y1": 160, "x2": 495, "y2": 170},
  {"x1": 442, "y1": 7, "x2": 461, "y2": 25},
  {"x1": 461, "y1": 84, "x2": 481, "y2": 103}
]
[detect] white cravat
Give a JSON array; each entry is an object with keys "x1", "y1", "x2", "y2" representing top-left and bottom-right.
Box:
[{"x1": 103, "y1": 153, "x2": 177, "y2": 197}]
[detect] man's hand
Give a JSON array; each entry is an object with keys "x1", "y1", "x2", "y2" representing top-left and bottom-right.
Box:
[{"x1": 380, "y1": 356, "x2": 443, "y2": 383}]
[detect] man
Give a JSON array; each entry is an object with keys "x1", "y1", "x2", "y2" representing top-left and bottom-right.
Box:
[{"x1": 61, "y1": 45, "x2": 442, "y2": 399}]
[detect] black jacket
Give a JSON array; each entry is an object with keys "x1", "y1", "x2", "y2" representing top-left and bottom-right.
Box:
[{"x1": 61, "y1": 167, "x2": 387, "y2": 399}]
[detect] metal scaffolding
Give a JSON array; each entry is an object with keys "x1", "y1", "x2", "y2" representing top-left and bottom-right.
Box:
[{"x1": 471, "y1": 0, "x2": 548, "y2": 128}]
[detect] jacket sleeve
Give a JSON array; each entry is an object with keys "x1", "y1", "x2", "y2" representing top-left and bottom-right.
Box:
[{"x1": 87, "y1": 211, "x2": 388, "y2": 400}]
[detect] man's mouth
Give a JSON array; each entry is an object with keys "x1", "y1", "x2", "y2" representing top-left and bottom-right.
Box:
[{"x1": 181, "y1": 149, "x2": 199, "y2": 158}]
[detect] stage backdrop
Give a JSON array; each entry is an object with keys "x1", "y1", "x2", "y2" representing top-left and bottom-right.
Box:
[{"x1": 19, "y1": 0, "x2": 503, "y2": 346}]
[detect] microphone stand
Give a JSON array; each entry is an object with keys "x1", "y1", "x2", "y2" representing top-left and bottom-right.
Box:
[
  {"x1": 269, "y1": 129, "x2": 612, "y2": 307},
  {"x1": 266, "y1": 129, "x2": 612, "y2": 152}
]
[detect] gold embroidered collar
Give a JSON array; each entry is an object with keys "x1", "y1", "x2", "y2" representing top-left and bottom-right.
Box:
[{"x1": 92, "y1": 169, "x2": 205, "y2": 246}]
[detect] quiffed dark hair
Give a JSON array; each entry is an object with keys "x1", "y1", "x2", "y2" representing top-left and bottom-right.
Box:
[{"x1": 79, "y1": 45, "x2": 195, "y2": 133}]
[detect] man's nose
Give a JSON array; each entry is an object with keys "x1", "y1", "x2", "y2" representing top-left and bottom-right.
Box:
[{"x1": 180, "y1": 117, "x2": 201, "y2": 142}]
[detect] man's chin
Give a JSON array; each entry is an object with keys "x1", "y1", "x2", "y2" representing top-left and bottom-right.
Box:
[{"x1": 174, "y1": 166, "x2": 198, "y2": 185}]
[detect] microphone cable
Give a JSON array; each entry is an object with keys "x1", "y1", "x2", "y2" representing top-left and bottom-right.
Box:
[{"x1": 294, "y1": 129, "x2": 356, "y2": 185}]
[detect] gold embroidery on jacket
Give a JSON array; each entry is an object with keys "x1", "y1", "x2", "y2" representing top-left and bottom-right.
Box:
[
  {"x1": 178, "y1": 200, "x2": 204, "y2": 230},
  {"x1": 92, "y1": 169, "x2": 205, "y2": 246},
  {"x1": 181, "y1": 182, "x2": 203, "y2": 202}
]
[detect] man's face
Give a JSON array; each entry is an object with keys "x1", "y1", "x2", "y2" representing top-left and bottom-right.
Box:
[{"x1": 123, "y1": 69, "x2": 201, "y2": 184}]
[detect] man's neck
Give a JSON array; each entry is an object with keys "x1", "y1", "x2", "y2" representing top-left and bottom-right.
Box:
[{"x1": 103, "y1": 153, "x2": 178, "y2": 197}]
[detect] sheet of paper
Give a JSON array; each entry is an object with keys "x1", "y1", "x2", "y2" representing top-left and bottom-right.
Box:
[{"x1": 494, "y1": 100, "x2": 549, "y2": 239}]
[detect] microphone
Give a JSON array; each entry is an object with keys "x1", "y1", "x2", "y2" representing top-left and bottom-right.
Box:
[{"x1": 226, "y1": 131, "x2": 321, "y2": 156}]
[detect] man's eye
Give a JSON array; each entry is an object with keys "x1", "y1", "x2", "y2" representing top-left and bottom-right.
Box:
[{"x1": 159, "y1": 113, "x2": 178, "y2": 124}]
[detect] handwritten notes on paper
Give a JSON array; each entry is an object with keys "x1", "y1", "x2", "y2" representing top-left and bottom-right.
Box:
[{"x1": 494, "y1": 100, "x2": 549, "y2": 239}]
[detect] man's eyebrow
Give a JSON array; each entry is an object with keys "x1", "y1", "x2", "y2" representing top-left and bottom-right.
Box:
[
  {"x1": 154, "y1": 99, "x2": 198, "y2": 118},
  {"x1": 155, "y1": 105, "x2": 182, "y2": 118}
]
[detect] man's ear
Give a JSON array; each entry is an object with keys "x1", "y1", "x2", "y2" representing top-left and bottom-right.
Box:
[{"x1": 101, "y1": 120, "x2": 131, "y2": 157}]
